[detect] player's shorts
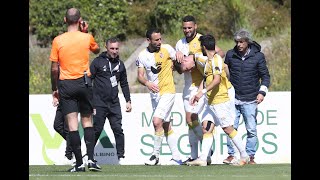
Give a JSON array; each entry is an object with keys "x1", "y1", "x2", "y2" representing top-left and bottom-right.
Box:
[
  {"x1": 228, "y1": 86, "x2": 236, "y2": 114},
  {"x1": 198, "y1": 101, "x2": 215, "y2": 124},
  {"x1": 183, "y1": 86, "x2": 205, "y2": 113},
  {"x1": 151, "y1": 93, "x2": 175, "y2": 122},
  {"x1": 201, "y1": 99, "x2": 236, "y2": 128},
  {"x1": 58, "y1": 77, "x2": 93, "y2": 116}
]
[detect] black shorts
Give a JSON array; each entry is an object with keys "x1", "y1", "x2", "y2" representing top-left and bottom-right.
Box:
[{"x1": 58, "y1": 76, "x2": 93, "y2": 116}]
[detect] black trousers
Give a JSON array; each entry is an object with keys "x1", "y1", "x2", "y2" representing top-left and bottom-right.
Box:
[
  {"x1": 93, "y1": 103, "x2": 124, "y2": 158},
  {"x1": 53, "y1": 105, "x2": 73, "y2": 159}
]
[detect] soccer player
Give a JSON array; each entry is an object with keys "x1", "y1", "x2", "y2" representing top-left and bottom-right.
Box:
[
  {"x1": 136, "y1": 28, "x2": 182, "y2": 165},
  {"x1": 187, "y1": 34, "x2": 249, "y2": 166},
  {"x1": 175, "y1": 15, "x2": 225, "y2": 165}
]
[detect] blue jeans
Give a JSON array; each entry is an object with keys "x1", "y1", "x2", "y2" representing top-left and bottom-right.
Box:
[{"x1": 226, "y1": 102, "x2": 258, "y2": 157}]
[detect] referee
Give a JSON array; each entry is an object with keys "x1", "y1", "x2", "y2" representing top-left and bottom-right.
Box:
[{"x1": 50, "y1": 7, "x2": 100, "y2": 172}]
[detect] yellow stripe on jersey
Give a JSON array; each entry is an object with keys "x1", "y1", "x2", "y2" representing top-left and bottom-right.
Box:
[
  {"x1": 154, "y1": 45, "x2": 175, "y2": 95},
  {"x1": 194, "y1": 53, "x2": 207, "y2": 77},
  {"x1": 204, "y1": 54, "x2": 230, "y2": 105},
  {"x1": 188, "y1": 33, "x2": 203, "y2": 54},
  {"x1": 224, "y1": 64, "x2": 232, "y2": 89},
  {"x1": 188, "y1": 33, "x2": 204, "y2": 87},
  {"x1": 195, "y1": 53, "x2": 232, "y2": 89}
]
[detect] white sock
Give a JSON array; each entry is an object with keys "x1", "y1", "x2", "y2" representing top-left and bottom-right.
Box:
[
  {"x1": 166, "y1": 129, "x2": 181, "y2": 160},
  {"x1": 153, "y1": 130, "x2": 164, "y2": 158},
  {"x1": 207, "y1": 136, "x2": 214, "y2": 160},
  {"x1": 229, "y1": 129, "x2": 248, "y2": 159},
  {"x1": 199, "y1": 133, "x2": 213, "y2": 161}
]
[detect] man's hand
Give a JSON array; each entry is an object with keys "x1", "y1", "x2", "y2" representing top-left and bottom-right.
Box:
[
  {"x1": 145, "y1": 81, "x2": 159, "y2": 93},
  {"x1": 256, "y1": 94, "x2": 265, "y2": 104},
  {"x1": 189, "y1": 91, "x2": 203, "y2": 106},
  {"x1": 176, "y1": 51, "x2": 184, "y2": 63},
  {"x1": 126, "y1": 102, "x2": 132, "y2": 112},
  {"x1": 52, "y1": 90, "x2": 59, "y2": 107},
  {"x1": 80, "y1": 21, "x2": 89, "y2": 33}
]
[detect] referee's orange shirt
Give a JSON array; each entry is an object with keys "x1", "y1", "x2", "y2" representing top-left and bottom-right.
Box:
[{"x1": 50, "y1": 31, "x2": 99, "y2": 80}]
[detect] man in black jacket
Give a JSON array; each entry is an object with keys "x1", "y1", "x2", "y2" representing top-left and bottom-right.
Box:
[
  {"x1": 90, "y1": 37, "x2": 132, "y2": 164},
  {"x1": 223, "y1": 29, "x2": 270, "y2": 165}
]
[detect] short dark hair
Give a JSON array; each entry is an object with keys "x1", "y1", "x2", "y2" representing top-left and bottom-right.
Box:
[
  {"x1": 173, "y1": 61, "x2": 183, "y2": 74},
  {"x1": 146, "y1": 28, "x2": 161, "y2": 39},
  {"x1": 106, "y1": 37, "x2": 120, "y2": 45},
  {"x1": 199, "y1": 34, "x2": 216, "y2": 51},
  {"x1": 65, "y1": 8, "x2": 81, "y2": 25},
  {"x1": 182, "y1": 15, "x2": 196, "y2": 23}
]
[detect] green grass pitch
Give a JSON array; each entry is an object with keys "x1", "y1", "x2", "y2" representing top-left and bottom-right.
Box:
[{"x1": 29, "y1": 164, "x2": 291, "y2": 180}]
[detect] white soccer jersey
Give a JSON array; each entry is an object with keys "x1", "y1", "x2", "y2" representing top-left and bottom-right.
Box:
[
  {"x1": 136, "y1": 44, "x2": 176, "y2": 99},
  {"x1": 175, "y1": 33, "x2": 203, "y2": 99}
]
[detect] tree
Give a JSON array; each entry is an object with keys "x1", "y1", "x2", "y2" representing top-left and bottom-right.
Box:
[{"x1": 29, "y1": 0, "x2": 129, "y2": 47}]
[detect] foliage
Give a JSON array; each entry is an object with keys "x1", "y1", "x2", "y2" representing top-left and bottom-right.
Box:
[
  {"x1": 29, "y1": 0, "x2": 291, "y2": 93},
  {"x1": 29, "y1": 0, "x2": 81, "y2": 47},
  {"x1": 245, "y1": 0, "x2": 291, "y2": 37},
  {"x1": 29, "y1": 37, "x2": 139, "y2": 94},
  {"x1": 126, "y1": 0, "x2": 158, "y2": 36},
  {"x1": 29, "y1": 47, "x2": 51, "y2": 94},
  {"x1": 264, "y1": 28, "x2": 291, "y2": 91},
  {"x1": 153, "y1": 0, "x2": 206, "y2": 35},
  {"x1": 29, "y1": 0, "x2": 129, "y2": 47}
]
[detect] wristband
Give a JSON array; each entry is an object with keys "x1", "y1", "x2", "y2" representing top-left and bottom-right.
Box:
[
  {"x1": 259, "y1": 85, "x2": 268, "y2": 94},
  {"x1": 201, "y1": 89, "x2": 207, "y2": 94}
]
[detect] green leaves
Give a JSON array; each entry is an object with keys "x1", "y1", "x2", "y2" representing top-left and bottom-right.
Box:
[{"x1": 29, "y1": 0, "x2": 129, "y2": 47}]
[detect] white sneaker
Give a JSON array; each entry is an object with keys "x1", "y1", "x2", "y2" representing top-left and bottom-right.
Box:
[
  {"x1": 186, "y1": 158, "x2": 207, "y2": 166},
  {"x1": 68, "y1": 163, "x2": 85, "y2": 172},
  {"x1": 118, "y1": 157, "x2": 125, "y2": 165},
  {"x1": 166, "y1": 159, "x2": 182, "y2": 165},
  {"x1": 230, "y1": 156, "x2": 249, "y2": 166},
  {"x1": 145, "y1": 155, "x2": 159, "y2": 165}
]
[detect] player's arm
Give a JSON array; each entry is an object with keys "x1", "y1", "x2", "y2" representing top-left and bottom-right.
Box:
[
  {"x1": 224, "y1": 64, "x2": 230, "y2": 80},
  {"x1": 215, "y1": 45, "x2": 225, "y2": 58},
  {"x1": 175, "y1": 41, "x2": 184, "y2": 63},
  {"x1": 190, "y1": 78, "x2": 205, "y2": 105},
  {"x1": 137, "y1": 67, "x2": 147, "y2": 86},
  {"x1": 51, "y1": 62, "x2": 59, "y2": 91},
  {"x1": 205, "y1": 74, "x2": 221, "y2": 92},
  {"x1": 137, "y1": 67, "x2": 159, "y2": 93}
]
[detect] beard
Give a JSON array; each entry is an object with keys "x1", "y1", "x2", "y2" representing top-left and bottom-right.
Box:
[{"x1": 185, "y1": 30, "x2": 196, "y2": 39}]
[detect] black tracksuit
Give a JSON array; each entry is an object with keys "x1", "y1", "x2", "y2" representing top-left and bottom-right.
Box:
[
  {"x1": 90, "y1": 51, "x2": 131, "y2": 159},
  {"x1": 53, "y1": 104, "x2": 72, "y2": 159}
]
